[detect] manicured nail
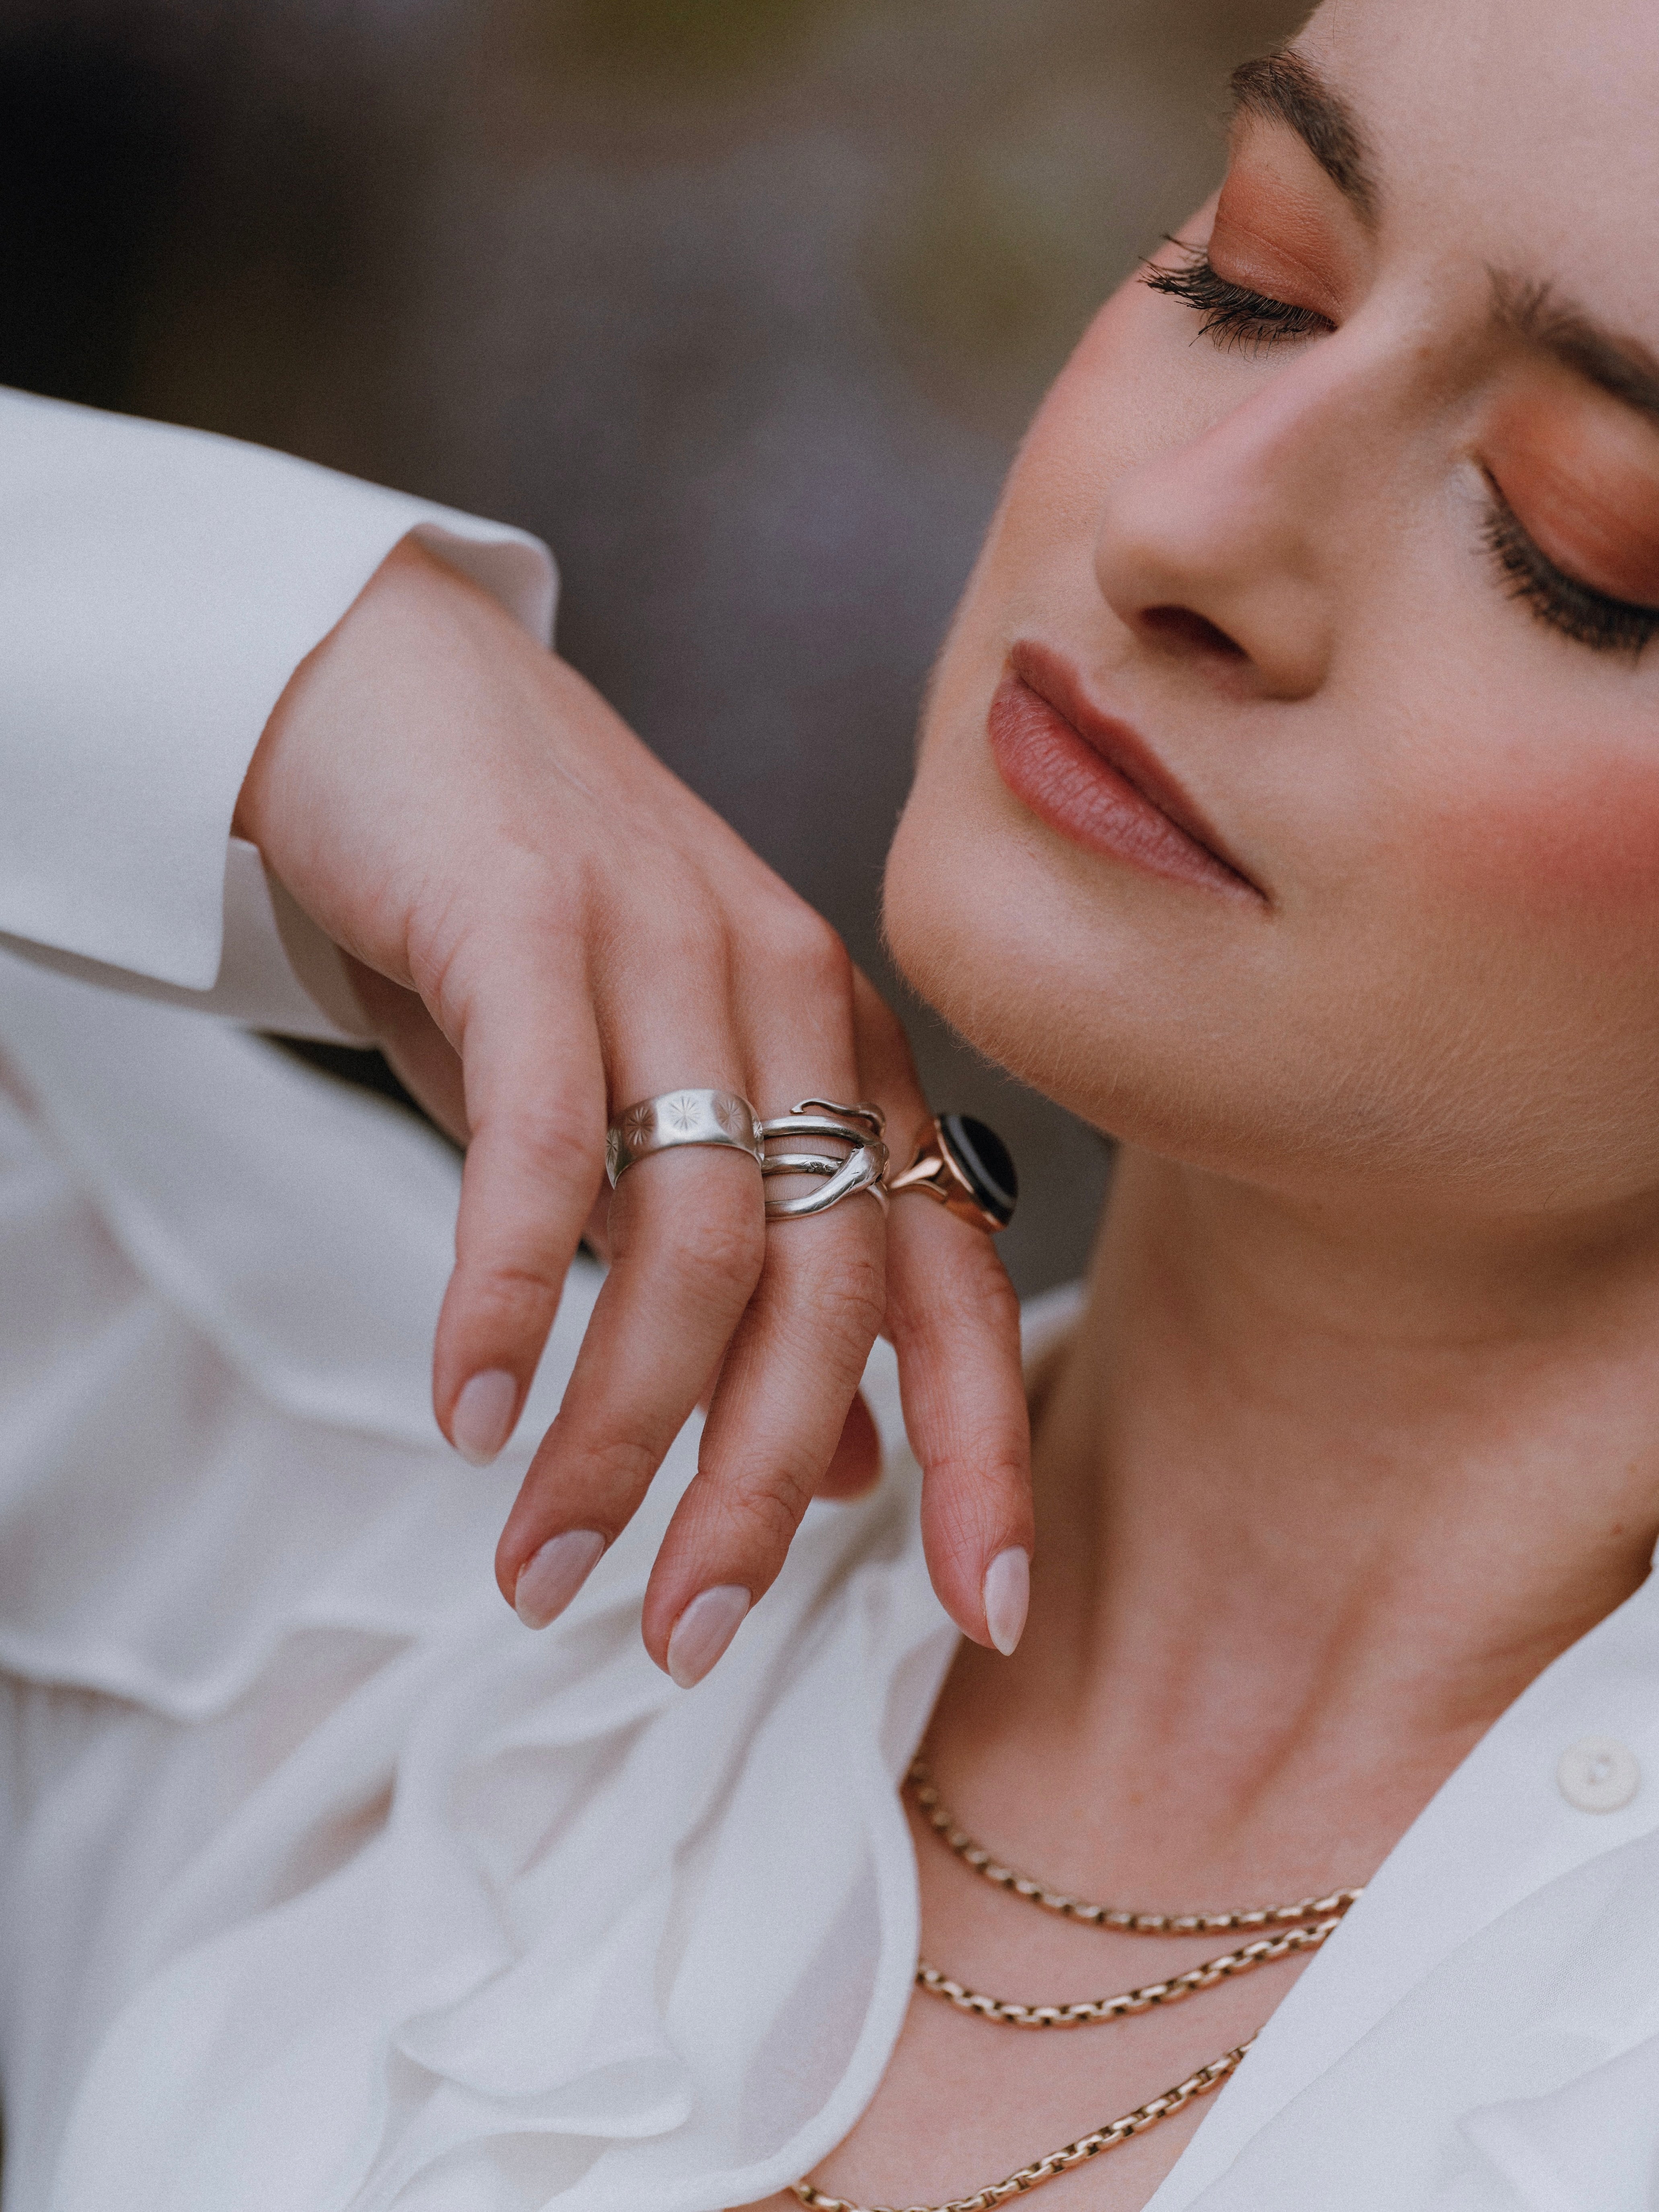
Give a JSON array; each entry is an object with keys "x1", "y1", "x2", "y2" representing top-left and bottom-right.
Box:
[
  {"x1": 983, "y1": 1546, "x2": 1030, "y2": 1656},
  {"x1": 514, "y1": 1530, "x2": 606, "y2": 1630},
  {"x1": 451, "y1": 1370, "x2": 518, "y2": 1465},
  {"x1": 666, "y1": 1584, "x2": 751, "y2": 1688}
]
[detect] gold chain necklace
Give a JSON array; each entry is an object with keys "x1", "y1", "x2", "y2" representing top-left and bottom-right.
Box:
[
  {"x1": 908, "y1": 1758, "x2": 1363, "y2": 1934},
  {"x1": 787, "y1": 1759, "x2": 1362, "y2": 2212},
  {"x1": 915, "y1": 1915, "x2": 1342, "y2": 2028},
  {"x1": 789, "y1": 2041, "x2": 1251, "y2": 2212}
]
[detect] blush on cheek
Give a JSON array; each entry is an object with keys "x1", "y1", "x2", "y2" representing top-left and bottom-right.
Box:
[{"x1": 1420, "y1": 739, "x2": 1659, "y2": 937}]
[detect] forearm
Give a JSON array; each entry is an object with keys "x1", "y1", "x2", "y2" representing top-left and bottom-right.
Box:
[{"x1": 0, "y1": 385, "x2": 551, "y2": 1026}]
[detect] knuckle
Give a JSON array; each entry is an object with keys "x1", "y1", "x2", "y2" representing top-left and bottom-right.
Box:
[
  {"x1": 475, "y1": 1106, "x2": 605, "y2": 1199},
  {"x1": 651, "y1": 1200, "x2": 766, "y2": 1301},
  {"x1": 771, "y1": 906, "x2": 853, "y2": 996},
  {"x1": 858, "y1": 988, "x2": 909, "y2": 1059},
  {"x1": 890, "y1": 1237, "x2": 1018, "y2": 1342},
  {"x1": 705, "y1": 1466, "x2": 814, "y2": 1559},
  {"x1": 967, "y1": 1258, "x2": 1023, "y2": 1332},
  {"x1": 627, "y1": 864, "x2": 726, "y2": 961},
  {"x1": 403, "y1": 890, "x2": 473, "y2": 1026},
  {"x1": 804, "y1": 1246, "x2": 887, "y2": 1345},
  {"x1": 927, "y1": 1475, "x2": 1028, "y2": 1564},
  {"x1": 456, "y1": 1254, "x2": 567, "y2": 1329},
  {"x1": 479, "y1": 851, "x2": 577, "y2": 945},
  {"x1": 928, "y1": 1427, "x2": 1028, "y2": 1497},
  {"x1": 754, "y1": 1246, "x2": 886, "y2": 1386},
  {"x1": 541, "y1": 1392, "x2": 678, "y2": 1484},
  {"x1": 572, "y1": 1432, "x2": 664, "y2": 1505}
]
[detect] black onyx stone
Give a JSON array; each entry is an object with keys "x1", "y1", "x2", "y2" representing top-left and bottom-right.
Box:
[{"x1": 938, "y1": 1113, "x2": 1018, "y2": 1229}]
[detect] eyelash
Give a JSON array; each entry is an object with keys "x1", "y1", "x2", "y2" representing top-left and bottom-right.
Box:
[
  {"x1": 1140, "y1": 245, "x2": 1332, "y2": 354},
  {"x1": 1143, "y1": 245, "x2": 1659, "y2": 660},
  {"x1": 1481, "y1": 485, "x2": 1659, "y2": 657}
]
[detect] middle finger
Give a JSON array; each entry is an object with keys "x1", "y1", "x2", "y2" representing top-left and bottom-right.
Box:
[
  {"x1": 639, "y1": 954, "x2": 894, "y2": 1682},
  {"x1": 492, "y1": 994, "x2": 768, "y2": 1627}
]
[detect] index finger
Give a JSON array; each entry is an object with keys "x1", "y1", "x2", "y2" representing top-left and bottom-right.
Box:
[{"x1": 430, "y1": 942, "x2": 611, "y2": 1464}]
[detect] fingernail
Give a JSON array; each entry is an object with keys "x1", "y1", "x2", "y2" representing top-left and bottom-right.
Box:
[
  {"x1": 983, "y1": 1546, "x2": 1030, "y2": 1656},
  {"x1": 665, "y1": 1584, "x2": 751, "y2": 1688},
  {"x1": 451, "y1": 1370, "x2": 518, "y2": 1465},
  {"x1": 514, "y1": 1530, "x2": 606, "y2": 1629}
]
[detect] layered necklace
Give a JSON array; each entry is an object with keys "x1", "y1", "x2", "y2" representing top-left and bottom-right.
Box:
[{"x1": 789, "y1": 1756, "x2": 1363, "y2": 2212}]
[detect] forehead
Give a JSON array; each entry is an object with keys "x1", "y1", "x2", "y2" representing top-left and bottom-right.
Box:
[{"x1": 1299, "y1": 0, "x2": 1659, "y2": 331}]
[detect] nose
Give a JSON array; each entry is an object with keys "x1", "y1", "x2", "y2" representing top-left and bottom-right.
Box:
[{"x1": 1093, "y1": 347, "x2": 1361, "y2": 701}]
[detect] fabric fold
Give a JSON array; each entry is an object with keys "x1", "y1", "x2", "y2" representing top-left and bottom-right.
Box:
[{"x1": 0, "y1": 946, "x2": 963, "y2": 2209}]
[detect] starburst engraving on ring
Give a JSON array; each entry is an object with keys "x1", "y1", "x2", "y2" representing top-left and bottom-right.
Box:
[{"x1": 606, "y1": 1087, "x2": 766, "y2": 1187}]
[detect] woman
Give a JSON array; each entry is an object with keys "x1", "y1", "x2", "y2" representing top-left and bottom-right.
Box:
[
  {"x1": 763, "y1": 0, "x2": 1659, "y2": 2197},
  {"x1": 5, "y1": 0, "x2": 1659, "y2": 2205}
]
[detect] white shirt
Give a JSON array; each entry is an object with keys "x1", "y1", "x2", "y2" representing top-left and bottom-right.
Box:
[
  {"x1": 4, "y1": 957, "x2": 1659, "y2": 2212},
  {"x1": 0, "y1": 384, "x2": 553, "y2": 1035},
  {"x1": 1, "y1": 391, "x2": 1657, "y2": 2212}
]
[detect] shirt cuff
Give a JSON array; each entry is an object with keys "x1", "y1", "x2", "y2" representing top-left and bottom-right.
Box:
[
  {"x1": 0, "y1": 388, "x2": 557, "y2": 1009},
  {"x1": 1, "y1": 840, "x2": 367, "y2": 1041}
]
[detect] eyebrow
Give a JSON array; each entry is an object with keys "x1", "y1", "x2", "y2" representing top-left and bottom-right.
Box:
[
  {"x1": 1490, "y1": 273, "x2": 1659, "y2": 430},
  {"x1": 1228, "y1": 49, "x2": 1379, "y2": 225},
  {"x1": 1228, "y1": 62, "x2": 1659, "y2": 434}
]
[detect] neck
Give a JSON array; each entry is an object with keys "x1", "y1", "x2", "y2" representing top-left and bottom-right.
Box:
[{"x1": 935, "y1": 1147, "x2": 1659, "y2": 1896}]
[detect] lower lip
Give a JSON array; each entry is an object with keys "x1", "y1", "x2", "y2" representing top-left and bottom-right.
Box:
[{"x1": 987, "y1": 672, "x2": 1250, "y2": 898}]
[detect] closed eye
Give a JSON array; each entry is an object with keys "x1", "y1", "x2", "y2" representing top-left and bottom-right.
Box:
[
  {"x1": 1482, "y1": 478, "x2": 1659, "y2": 657},
  {"x1": 1142, "y1": 241, "x2": 1333, "y2": 355}
]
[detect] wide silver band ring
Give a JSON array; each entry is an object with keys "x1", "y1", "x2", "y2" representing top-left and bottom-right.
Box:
[
  {"x1": 605, "y1": 1088, "x2": 765, "y2": 1186},
  {"x1": 761, "y1": 1099, "x2": 889, "y2": 1221}
]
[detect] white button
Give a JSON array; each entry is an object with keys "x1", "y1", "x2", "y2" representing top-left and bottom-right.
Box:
[{"x1": 1557, "y1": 1735, "x2": 1640, "y2": 1813}]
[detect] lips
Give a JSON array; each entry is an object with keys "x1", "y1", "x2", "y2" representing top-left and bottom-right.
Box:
[{"x1": 988, "y1": 642, "x2": 1260, "y2": 900}]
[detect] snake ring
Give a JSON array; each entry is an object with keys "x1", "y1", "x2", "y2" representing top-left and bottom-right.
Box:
[
  {"x1": 606, "y1": 1091, "x2": 1016, "y2": 1238},
  {"x1": 760, "y1": 1099, "x2": 889, "y2": 1220}
]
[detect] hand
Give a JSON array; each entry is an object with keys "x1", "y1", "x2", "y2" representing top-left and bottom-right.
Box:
[{"x1": 236, "y1": 538, "x2": 1032, "y2": 1680}]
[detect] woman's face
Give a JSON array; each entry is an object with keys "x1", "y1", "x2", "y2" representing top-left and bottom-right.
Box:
[{"x1": 885, "y1": 0, "x2": 1659, "y2": 1218}]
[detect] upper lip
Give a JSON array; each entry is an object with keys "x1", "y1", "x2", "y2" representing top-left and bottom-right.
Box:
[{"x1": 1008, "y1": 640, "x2": 1261, "y2": 896}]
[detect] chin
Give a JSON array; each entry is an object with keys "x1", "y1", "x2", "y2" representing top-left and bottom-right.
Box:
[
  {"x1": 883, "y1": 784, "x2": 1246, "y2": 1163},
  {"x1": 881, "y1": 624, "x2": 1288, "y2": 1165},
  {"x1": 884, "y1": 780, "x2": 1632, "y2": 1217}
]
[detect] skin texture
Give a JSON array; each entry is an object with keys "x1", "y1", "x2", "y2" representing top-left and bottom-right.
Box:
[
  {"x1": 238, "y1": 545, "x2": 1030, "y2": 1678},
  {"x1": 753, "y1": 0, "x2": 1659, "y2": 2205}
]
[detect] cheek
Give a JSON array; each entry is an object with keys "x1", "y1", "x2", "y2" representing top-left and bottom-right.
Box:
[
  {"x1": 972, "y1": 306, "x2": 1134, "y2": 589},
  {"x1": 974, "y1": 265, "x2": 1226, "y2": 598},
  {"x1": 1359, "y1": 720, "x2": 1659, "y2": 1201},
  {"x1": 897, "y1": 295, "x2": 1162, "y2": 831},
  {"x1": 1408, "y1": 733, "x2": 1659, "y2": 937},
  {"x1": 911, "y1": 269, "x2": 1229, "y2": 800}
]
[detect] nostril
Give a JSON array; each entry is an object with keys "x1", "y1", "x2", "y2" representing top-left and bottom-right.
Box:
[{"x1": 1139, "y1": 605, "x2": 1247, "y2": 659}]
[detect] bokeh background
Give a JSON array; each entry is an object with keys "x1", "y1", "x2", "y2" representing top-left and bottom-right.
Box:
[{"x1": 0, "y1": 0, "x2": 1302, "y2": 1292}]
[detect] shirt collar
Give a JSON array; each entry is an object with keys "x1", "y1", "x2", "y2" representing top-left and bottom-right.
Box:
[{"x1": 1154, "y1": 1542, "x2": 1659, "y2": 2207}]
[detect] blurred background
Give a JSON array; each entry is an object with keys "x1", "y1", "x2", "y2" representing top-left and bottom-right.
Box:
[{"x1": 0, "y1": 0, "x2": 1301, "y2": 1293}]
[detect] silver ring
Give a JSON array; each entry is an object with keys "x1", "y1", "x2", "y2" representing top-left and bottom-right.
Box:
[
  {"x1": 606, "y1": 1088, "x2": 764, "y2": 1186},
  {"x1": 760, "y1": 1099, "x2": 889, "y2": 1220}
]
